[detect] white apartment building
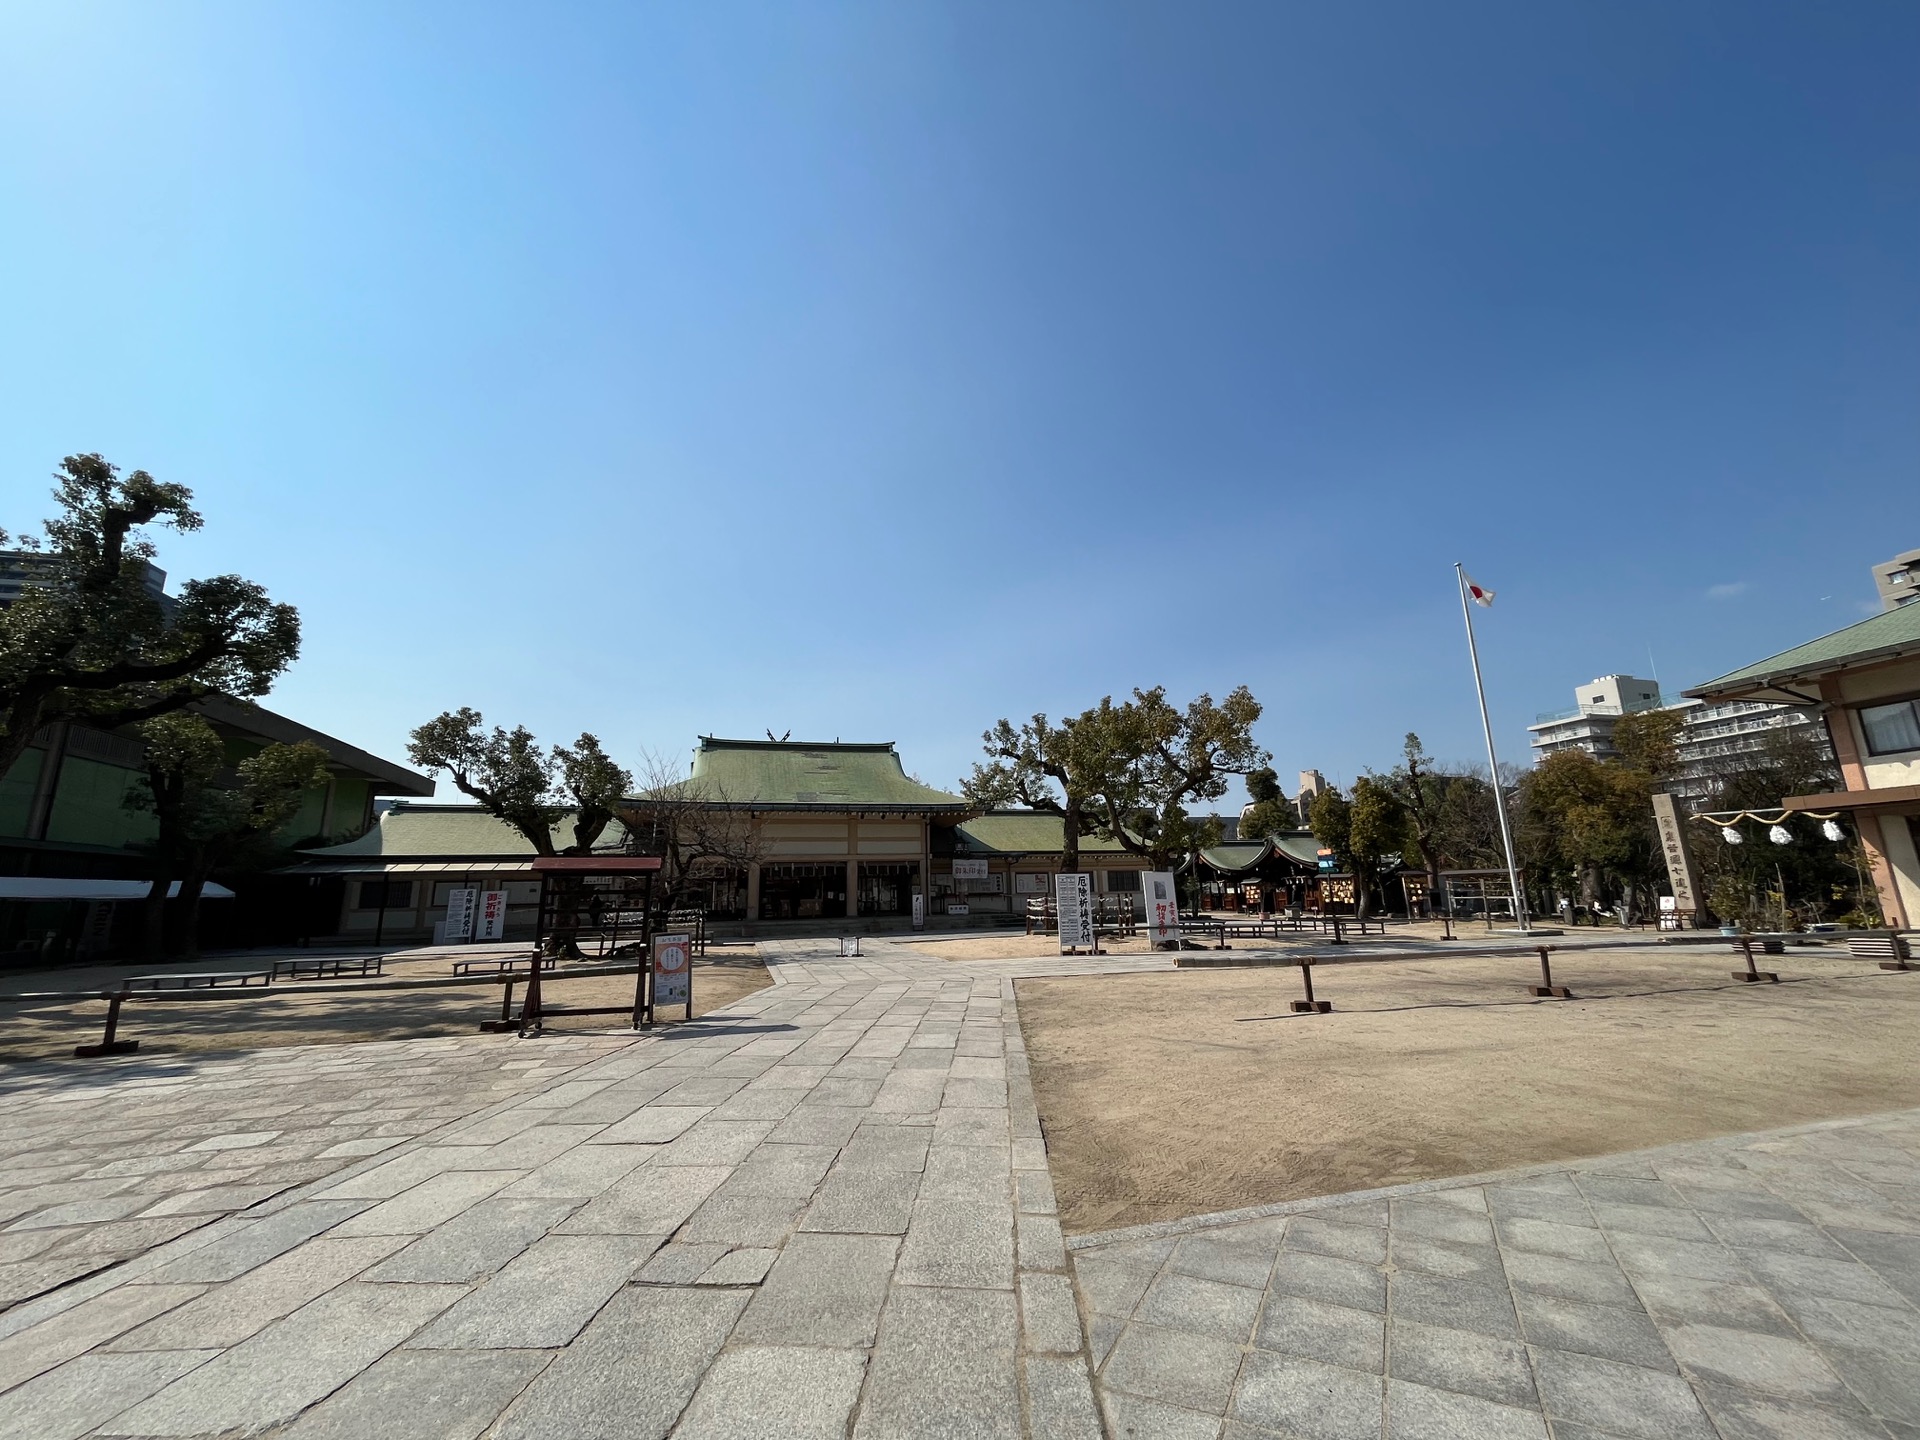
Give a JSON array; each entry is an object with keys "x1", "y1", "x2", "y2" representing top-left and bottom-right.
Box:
[{"x1": 1528, "y1": 674, "x2": 1831, "y2": 802}]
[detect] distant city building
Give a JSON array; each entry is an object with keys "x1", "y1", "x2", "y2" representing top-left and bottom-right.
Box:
[
  {"x1": 1527, "y1": 675, "x2": 1665, "y2": 762},
  {"x1": 1527, "y1": 674, "x2": 1831, "y2": 802},
  {"x1": 1872, "y1": 547, "x2": 1920, "y2": 611},
  {"x1": 1295, "y1": 768, "x2": 1329, "y2": 822},
  {"x1": 0, "y1": 549, "x2": 168, "y2": 608}
]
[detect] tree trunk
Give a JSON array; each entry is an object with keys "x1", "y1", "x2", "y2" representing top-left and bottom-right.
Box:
[
  {"x1": 140, "y1": 875, "x2": 170, "y2": 959},
  {"x1": 173, "y1": 872, "x2": 209, "y2": 958},
  {"x1": 1354, "y1": 869, "x2": 1372, "y2": 922},
  {"x1": 1061, "y1": 800, "x2": 1082, "y2": 874}
]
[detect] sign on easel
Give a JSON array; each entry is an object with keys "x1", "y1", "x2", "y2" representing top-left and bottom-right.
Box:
[
  {"x1": 475, "y1": 889, "x2": 509, "y2": 941},
  {"x1": 1055, "y1": 872, "x2": 1094, "y2": 952},
  {"x1": 444, "y1": 888, "x2": 478, "y2": 943},
  {"x1": 1144, "y1": 871, "x2": 1179, "y2": 946},
  {"x1": 653, "y1": 932, "x2": 692, "y2": 1011}
]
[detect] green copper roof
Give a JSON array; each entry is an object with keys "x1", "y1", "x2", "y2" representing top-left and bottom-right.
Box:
[
  {"x1": 299, "y1": 804, "x2": 577, "y2": 859},
  {"x1": 1270, "y1": 833, "x2": 1325, "y2": 866},
  {"x1": 684, "y1": 738, "x2": 968, "y2": 810},
  {"x1": 953, "y1": 812, "x2": 1132, "y2": 856},
  {"x1": 1198, "y1": 842, "x2": 1269, "y2": 873},
  {"x1": 1687, "y1": 603, "x2": 1920, "y2": 701}
]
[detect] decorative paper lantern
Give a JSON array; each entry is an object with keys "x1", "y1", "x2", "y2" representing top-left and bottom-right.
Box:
[
  {"x1": 1768, "y1": 824, "x2": 1792, "y2": 845},
  {"x1": 1821, "y1": 819, "x2": 1844, "y2": 842},
  {"x1": 1721, "y1": 826, "x2": 1743, "y2": 845}
]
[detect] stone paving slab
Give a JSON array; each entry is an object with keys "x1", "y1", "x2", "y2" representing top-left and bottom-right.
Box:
[
  {"x1": 1, "y1": 933, "x2": 1916, "y2": 1437},
  {"x1": 1074, "y1": 1107, "x2": 1920, "y2": 1438}
]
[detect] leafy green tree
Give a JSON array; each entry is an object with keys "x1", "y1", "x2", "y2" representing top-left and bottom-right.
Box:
[
  {"x1": 406, "y1": 709, "x2": 632, "y2": 856},
  {"x1": 128, "y1": 712, "x2": 331, "y2": 956},
  {"x1": 967, "y1": 686, "x2": 1267, "y2": 872},
  {"x1": 1095, "y1": 686, "x2": 1267, "y2": 869},
  {"x1": 1310, "y1": 779, "x2": 1409, "y2": 919},
  {"x1": 1239, "y1": 765, "x2": 1297, "y2": 841},
  {"x1": 1, "y1": 455, "x2": 301, "y2": 780},
  {"x1": 1516, "y1": 749, "x2": 1663, "y2": 920}
]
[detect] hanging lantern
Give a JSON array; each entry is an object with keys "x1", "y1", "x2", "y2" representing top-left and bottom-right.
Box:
[
  {"x1": 1768, "y1": 824, "x2": 1792, "y2": 845},
  {"x1": 1821, "y1": 819, "x2": 1844, "y2": 842},
  {"x1": 1721, "y1": 826, "x2": 1743, "y2": 845}
]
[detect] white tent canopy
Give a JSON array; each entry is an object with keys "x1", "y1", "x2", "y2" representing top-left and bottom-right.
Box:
[{"x1": 0, "y1": 878, "x2": 235, "y2": 902}]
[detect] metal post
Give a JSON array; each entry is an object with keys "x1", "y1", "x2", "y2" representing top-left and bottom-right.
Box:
[
  {"x1": 1530, "y1": 944, "x2": 1571, "y2": 998},
  {"x1": 1456, "y1": 564, "x2": 1529, "y2": 930}
]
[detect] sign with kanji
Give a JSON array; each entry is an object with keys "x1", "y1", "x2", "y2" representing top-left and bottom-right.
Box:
[
  {"x1": 1055, "y1": 872, "x2": 1094, "y2": 951},
  {"x1": 475, "y1": 889, "x2": 509, "y2": 941},
  {"x1": 1144, "y1": 871, "x2": 1179, "y2": 946},
  {"x1": 653, "y1": 932, "x2": 692, "y2": 1008},
  {"x1": 1650, "y1": 793, "x2": 1701, "y2": 914},
  {"x1": 444, "y1": 888, "x2": 478, "y2": 943}
]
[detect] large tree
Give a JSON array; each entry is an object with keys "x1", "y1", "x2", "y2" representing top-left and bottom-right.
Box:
[
  {"x1": 1, "y1": 455, "x2": 301, "y2": 780},
  {"x1": 1309, "y1": 778, "x2": 1408, "y2": 920},
  {"x1": 1239, "y1": 765, "x2": 1298, "y2": 841},
  {"x1": 1095, "y1": 686, "x2": 1268, "y2": 870},
  {"x1": 965, "y1": 686, "x2": 1266, "y2": 872},
  {"x1": 128, "y1": 712, "x2": 331, "y2": 956},
  {"x1": 406, "y1": 709, "x2": 632, "y2": 857}
]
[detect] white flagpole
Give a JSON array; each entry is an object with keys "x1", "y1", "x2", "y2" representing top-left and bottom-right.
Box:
[{"x1": 1456, "y1": 563, "x2": 1530, "y2": 930}]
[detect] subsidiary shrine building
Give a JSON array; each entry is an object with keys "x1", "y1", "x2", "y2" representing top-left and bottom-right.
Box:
[{"x1": 291, "y1": 737, "x2": 1156, "y2": 939}]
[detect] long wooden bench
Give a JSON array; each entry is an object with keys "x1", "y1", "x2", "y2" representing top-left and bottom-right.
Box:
[
  {"x1": 272, "y1": 955, "x2": 384, "y2": 981},
  {"x1": 123, "y1": 970, "x2": 272, "y2": 991},
  {"x1": 451, "y1": 954, "x2": 558, "y2": 977},
  {"x1": 1849, "y1": 933, "x2": 1914, "y2": 971}
]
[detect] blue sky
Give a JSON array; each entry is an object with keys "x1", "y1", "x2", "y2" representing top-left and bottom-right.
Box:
[{"x1": 3, "y1": 2, "x2": 1915, "y2": 801}]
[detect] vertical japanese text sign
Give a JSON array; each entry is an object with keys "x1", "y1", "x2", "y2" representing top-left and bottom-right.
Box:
[
  {"x1": 1143, "y1": 871, "x2": 1179, "y2": 946},
  {"x1": 653, "y1": 932, "x2": 692, "y2": 1010},
  {"x1": 444, "y1": 888, "x2": 479, "y2": 943},
  {"x1": 476, "y1": 889, "x2": 509, "y2": 941},
  {"x1": 1055, "y1": 872, "x2": 1094, "y2": 952},
  {"x1": 1650, "y1": 793, "x2": 1701, "y2": 914}
]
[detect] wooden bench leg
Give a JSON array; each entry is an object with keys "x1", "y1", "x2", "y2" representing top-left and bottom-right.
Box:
[{"x1": 75, "y1": 993, "x2": 139, "y2": 1058}]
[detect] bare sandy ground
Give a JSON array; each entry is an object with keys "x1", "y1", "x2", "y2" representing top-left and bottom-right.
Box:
[
  {"x1": 1016, "y1": 944, "x2": 1920, "y2": 1235},
  {"x1": 0, "y1": 948, "x2": 771, "y2": 1063}
]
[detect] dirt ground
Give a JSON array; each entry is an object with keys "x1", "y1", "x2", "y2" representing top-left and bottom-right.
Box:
[
  {"x1": 1017, "y1": 944, "x2": 1920, "y2": 1235},
  {"x1": 0, "y1": 947, "x2": 771, "y2": 1064}
]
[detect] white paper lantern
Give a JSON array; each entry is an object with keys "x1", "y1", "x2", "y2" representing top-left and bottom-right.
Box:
[
  {"x1": 1720, "y1": 826, "x2": 1743, "y2": 844},
  {"x1": 1768, "y1": 824, "x2": 1792, "y2": 845},
  {"x1": 1821, "y1": 819, "x2": 1844, "y2": 842}
]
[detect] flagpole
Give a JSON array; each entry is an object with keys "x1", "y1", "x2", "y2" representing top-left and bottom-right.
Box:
[{"x1": 1456, "y1": 563, "x2": 1530, "y2": 931}]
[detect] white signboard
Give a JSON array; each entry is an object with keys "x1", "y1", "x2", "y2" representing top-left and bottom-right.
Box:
[
  {"x1": 444, "y1": 888, "x2": 478, "y2": 943},
  {"x1": 952, "y1": 858, "x2": 989, "y2": 880},
  {"x1": 653, "y1": 932, "x2": 691, "y2": 1007},
  {"x1": 1143, "y1": 871, "x2": 1179, "y2": 946},
  {"x1": 1055, "y1": 872, "x2": 1094, "y2": 951},
  {"x1": 475, "y1": 889, "x2": 509, "y2": 941}
]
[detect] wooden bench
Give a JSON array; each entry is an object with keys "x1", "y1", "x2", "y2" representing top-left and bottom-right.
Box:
[
  {"x1": 1178, "y1": 919, "x2": 1229, "y2": 950},
  {"x1": 272, "y1": 956, "x2": 384, "y2": 981},
  {"x1": 451, "y1": 955, "x2": 558, "y2": 977},
  {"x1": 1848, "y1": 934, "x2": 1913, "y2": 971},
  {"x1": 123, "y1": 970, "x2": 272, "y2": 991}
]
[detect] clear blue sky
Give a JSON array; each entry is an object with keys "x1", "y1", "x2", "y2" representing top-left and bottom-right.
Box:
[{"x1": 4, "y1": 2, "x2": 1915, "y2": 801}]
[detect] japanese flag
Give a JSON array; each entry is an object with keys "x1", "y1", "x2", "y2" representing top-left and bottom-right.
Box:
[{"x1": 1463, "y1": 572, "x2": 1495, "y2": 607}]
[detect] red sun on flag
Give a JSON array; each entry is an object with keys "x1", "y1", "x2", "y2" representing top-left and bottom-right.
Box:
[{"x1": 1463, "y1": 573, "x2": 1495, "y2": 607}]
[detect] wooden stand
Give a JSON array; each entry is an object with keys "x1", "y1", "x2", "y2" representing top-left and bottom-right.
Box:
[
  {"x1": 1530, "y1": 945, "x2": 1572, "y2": 999},
  {"x1": 1290, "y1": 959, "x2": 1332, "y2": 1014},
  {"x1": 1732, "y1": 937, "x2": 1780, "y2": 985},
  {"x1": 74, "y1": 991, "x2": 140, "y2": 1057}
]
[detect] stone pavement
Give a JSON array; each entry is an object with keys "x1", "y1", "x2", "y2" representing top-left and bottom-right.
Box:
[
  {"x1": 1074, "y1": 1111, "x2": 1920, "y2": 1439},
  {"x1": 0, "y1": 1034, "x2": 631, "y2": 1311},
  {"x1": 0, "y1": 935, "x2": 1913, "y2": 1437}
]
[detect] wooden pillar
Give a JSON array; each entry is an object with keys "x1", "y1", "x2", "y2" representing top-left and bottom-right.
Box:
[
  {"x1": 1822, "y1": 681, "x2": 1908, "y2": 928},
  {"x1": 746, "y1": 862, "x2": 761, "y2": 921}
]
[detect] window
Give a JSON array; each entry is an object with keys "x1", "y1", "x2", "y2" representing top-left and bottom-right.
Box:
[
  {"x1": 356, "y1": 879, "x2": 413, "y2": 910},
  {"x1": 1859, "y1": 700, "x2": 1920, "y2": 757},
  {"x1": 1104, "y1": 870, "x2": 1142, "y2": 892}
]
